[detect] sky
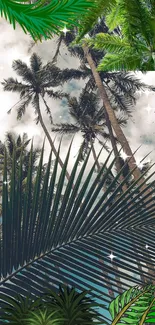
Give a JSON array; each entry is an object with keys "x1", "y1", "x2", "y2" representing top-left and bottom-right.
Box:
[{"x1": 1, "y1": 18, "x2": 155, "y2": 322}]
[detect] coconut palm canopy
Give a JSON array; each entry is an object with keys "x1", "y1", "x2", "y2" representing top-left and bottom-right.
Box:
[
  {"x1": 0, "y1": 140, "x2": 155, "y2": 323},
  {"x1": 84, "y1": 0, "x2": 155, "y2": 71}
]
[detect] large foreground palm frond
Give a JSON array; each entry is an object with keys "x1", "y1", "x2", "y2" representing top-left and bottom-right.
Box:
[
  {"x1": 0, "y1": 0, "x2": 97, "y2": 42},
  {"x1": 0, "y1": 140, "x2": 155, "y2": 323}
]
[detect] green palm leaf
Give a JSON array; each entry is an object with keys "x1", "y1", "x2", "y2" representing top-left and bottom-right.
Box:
[
  {"x1": 109, "y1": 285, "x2": 155, "y2": 325},
  {"x1": 0, "y1": 0, "x2": 97, "y2": 42},
  {"x1": 75, "y1": 0, "x2": 116, "y2": 43},
  {"x1": 97, "y1": 53, "x2": 143, "y2": 71},
  {"x1": 1, "y1": 141, "x2": 155, "y2": 323}
]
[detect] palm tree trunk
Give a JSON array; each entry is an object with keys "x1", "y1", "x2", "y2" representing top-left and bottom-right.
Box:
[
  {"x1": 83, "y1": 44, "x2": 155, "y2": 285},
  {"x1": 37, "y1": 102, "x2": 70, "y2": 181},
  {"x1": 91, "y1": 141, "x2": 123, "y2": 294},
  {"x1": 82, "y1": 44, "x2": 154, "y2": 208},
  {"x1": 103, "y1": 111, "x2": 128, "y2": 193}
]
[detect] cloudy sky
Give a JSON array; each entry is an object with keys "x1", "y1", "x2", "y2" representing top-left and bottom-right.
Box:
[{"x1": 0, "y1": 18, "x2": 155, "y2": 180}]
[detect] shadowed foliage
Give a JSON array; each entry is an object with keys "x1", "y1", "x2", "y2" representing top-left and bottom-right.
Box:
[{"x1": 0, "y1": 139, "x2": 155, "y2": 324}]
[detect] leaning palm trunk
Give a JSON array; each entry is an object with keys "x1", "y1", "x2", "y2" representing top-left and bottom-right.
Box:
[
  {"x1": 82, "y1": 44, "x2": 154, "y2": 208},
  {"x1": 91, "y1": 141, "x2": 124, "y2": 294},
  {"x1": 103, "y1": 110, "x2": 127, "y2": 193},
  {"x1": 37, "y1": 102, "x2": 70, "y2": 181},
  {"x1": 83, "y1": 44, "x2": 155, "y2": 283}
]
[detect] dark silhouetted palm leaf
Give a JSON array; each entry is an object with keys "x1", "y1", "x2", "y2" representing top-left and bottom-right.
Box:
[
  {"x1": 0, "y1": 140, "x2": 155, "y2": 323},
  {"x1": 1, "y1": 53, "x2": 71, "y2": 180}
]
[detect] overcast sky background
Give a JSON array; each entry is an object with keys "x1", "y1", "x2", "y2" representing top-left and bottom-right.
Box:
[{"x1": 0, "y1": 18, "x2": 155, "y2": 179}]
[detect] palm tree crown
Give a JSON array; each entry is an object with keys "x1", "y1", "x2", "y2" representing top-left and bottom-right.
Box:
[
  {"x1": 85, "y1": 0, "x2": 155, "y2": 71},
  {"x1": 1, "y1": 53, "x2": 72, "y2": 180}
]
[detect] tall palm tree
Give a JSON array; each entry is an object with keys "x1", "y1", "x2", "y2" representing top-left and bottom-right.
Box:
[
  {"x1": 1, "y1": 141, "x2": 155, "y2": 324},
  {"x1": 85, "y1": 0, "x2": 155, "y2": 71},
  {"x1": 1, "y1": 53, "x2": 71, "y2": 180},
  {"x1": 0, "y1": 131, "x2": 47, "y2": 214},
  {"x1": 82, "y1": 42, "x2": 155, "y2": 205},
  {"x1": 47, "y1": 23, "x2": 155, "y2": 286},
  {"x1": 52, "y1": 88, "x2": 129, "y2": 192},
  {"x1": 46, "y1": 22, "x2": 155, "y2": 201},
  {"x1": 52, "y1": 89, "x2": 112, "y2": 158},
  {"x1": 52, "y1": 87, "x2": 139, "y2": 295}
]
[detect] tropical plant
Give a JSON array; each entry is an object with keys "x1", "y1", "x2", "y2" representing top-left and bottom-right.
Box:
[
  {"x1": 0, "y1": 0, "x2": 97, "y2": 42},
  {"x1": 0, "y1": 131, "x2": 42, "y2": 181},
  {"x1": 1, "y1": 140, "x2": 155, "y2": 324},
  {"x1": 43, "y1": 285, "x2": 103, "y2": 325},
  {"x1": 81, "y1": 41, "x2": 155, "y2": 206},
  {"x1": 51, "y1": 87, "x2": 128, "y2": 198},
  {"x1": 84, "y1": 0, "x2": 155, "y2": 71},
  {"x1": 0, "y1": 131, "x2": 46, "y2": 215},
  {"x1": 24, "y1": 309, "x2": 62, "y2": 325},
  {"x1": 34, "y1": 19, "x2": 155, "y2": 292},
  {"x1": 1, "y1": 52, "x2": 71, "y2": 179},
  {"x1": 0, "y1": 294, "x2": 43, "y2": 324},
  {"x1": 51, "y1": 88, "x2": 113, "y2": 161},
  {"x1": 0, "y1": 285, "x2": 103, "y2": 324},
  {"x1": 109, "y1": 284, "x2": 155, "y2": 325},
  {"x1": 48, "y1": 23, "x2": 155, "y2": 203}
]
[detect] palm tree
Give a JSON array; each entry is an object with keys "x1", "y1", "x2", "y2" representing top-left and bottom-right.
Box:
[
  {"x1": 46, "y1": 22, "x2": 155, "y2": 203},
  {"x1": 51, "y1": 89, "x2": 112, "y2": 158},
  {"x1": 1, "y1": 53, "x2": 71, "y2": 180},
  {"x1": 52, "y1": 88, "x2": 129, "y2": 193},
  {"x1": 0, "y1": 131, "x2": 48, "y2": 214},
  {"x1": 46, "y1": 23, "x2": 155, "y2": 287},
  {"x1": 82, "y1": 42, "x2": 155, "y2": 205},
  {"x1": 1, "y1": 141, "x2": 155, "y2": 324},
  {"x1": 84, "y1": 0, "x2": 155, "y2": 71}
]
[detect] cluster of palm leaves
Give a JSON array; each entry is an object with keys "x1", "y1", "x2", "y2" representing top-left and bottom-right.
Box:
[
  {"x1": 1, "y1": 0, "x2": 154, "y2": 72},
  {"x1": 1, "y1": 284, "x2": 103, "y2": 324},
  {"x1": 0, "y1": 0, "x2": 97, "y2": 42},
  {"x1": 78, "y1": 0, "x2": 155, "y2": 71},
  {"x1": 1, "y1": 137, "x2": 155, "y2": 324}
]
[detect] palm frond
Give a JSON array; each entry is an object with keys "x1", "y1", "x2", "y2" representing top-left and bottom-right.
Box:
[
  {"x1": 16, "y1": 95, "x2": 32, "y2": 120},
  {"x1": 1, "y1": 141, "x2": 155, "y2": 323},
  {"x1": 51, "y1": 124, "x2": 80, "y2": 134},
  {"x1": 75, "y1": 0, "x2": 116, "y2": 43},
  {"x1": 30, "y1": 53, "x2": 43, "y2": 74},
  {"x1": 12, "y1": 60, "x2": 34, "y2": 83},
  {"x1": 115, "y1": 0, "x2": 154, "y2": 44},
  {"x1": 87, "y1": 33, "x2": 132, "y2": 53},
  {"x1": 0, "y1": 0, "x2": 97, "y2": 42},
  {"x1": 97, "y1": 52, "x2": 142, "y2": 71},
  {"x1": 1, "y1": 78, "x2": 30, "y2": 93}
]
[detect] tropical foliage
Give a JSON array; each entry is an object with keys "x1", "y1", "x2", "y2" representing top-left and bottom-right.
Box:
[
  {"x1": 0, "y1": 284, "x2": 102, "y2": 324},
  {"x1": 0, "y1": 131, "x2": 45, "y2": 214},
  {"x1": 0, "y1": 0, "x2": 97, "y2": 42},
  {"x1": 83, "y1": 0, "x2": 155, "y2": 71},
  {"x1": 109, "y1": 284, "x2": 155, "y2": 325},
  {"x1": 1, "y1": 52, "x2": 71, "y2": 179},
  {"x1": 0, "y1": 140, "x2": 155, "y2": 324}
]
